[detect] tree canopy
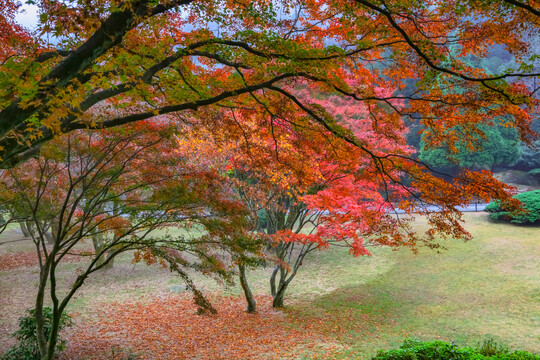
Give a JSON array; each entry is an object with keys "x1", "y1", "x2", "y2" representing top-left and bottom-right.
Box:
[
  {"x1": 0, "y1": 0, "x2": 537, "y2": 162},
  {"x1": 0, "y1": 0, "x2": 537, "y2": 262}
]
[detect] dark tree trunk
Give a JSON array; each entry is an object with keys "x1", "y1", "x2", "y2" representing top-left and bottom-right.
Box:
[
  {"x1": 35, "y1": 257, "x2": 53, "y2": 358},
  {"x1": 270, "y1": 265, "x2": 292, "y2": 308},
  {"x1": 238, "y1": 263, "x2": 257, "y2": 313},
  {"x1": 44, "y1": 311, "x2": 60, "y2": 360},
  {"x1": 272, "y1": 283, "x2": 288, "y2": 308}
]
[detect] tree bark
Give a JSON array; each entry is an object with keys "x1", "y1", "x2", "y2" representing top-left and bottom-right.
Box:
[
  {"x1": 238, "y1": 263, "x2": 257, "y2": 313},
  {"x1": 101, "y1": 251, "x2": 115, "y2": 270},
  {"x1": 272, "y1": 283, "x2": 288, "y2": 308},
  {"x1": 19, "y1": 221, "x2": 31, "y2": 237},
  {"x1": 44, "y1": 231, "x2": 55, "y2": 245},
  {"x1": 26, "y1": 221, "x2": 36, "y2": 238},
  {"x1": 91, "y1": 233, "x2": 106, "y2": 268},
  {"x1": 35, "y1": 257, "x2": 53, "y2": 358},
  {"x1": 44, "y1": 310, "x2": 60, "y2": 360},
  {"x1": 270, "y1": 265, "x2": 292, "y2": 308}
]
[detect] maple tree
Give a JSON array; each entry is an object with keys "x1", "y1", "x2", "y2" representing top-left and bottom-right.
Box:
[
  {"x1": 178, "y1": 87, "x2": 417, "y2": 309},
  {"x1": 0, "y1": 0, "x2": 538, "y2": 355},
  {"x1": 0, "y1": 121, "x2": 256, "y2": 360}
]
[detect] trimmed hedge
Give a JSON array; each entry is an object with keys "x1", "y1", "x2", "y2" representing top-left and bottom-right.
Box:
[
  {"x1": 372, "y1": 340, "x2": 539, "y2": 360},
  {"x1": 485, "y1": 190, "x2": 540, "y2": 224}
]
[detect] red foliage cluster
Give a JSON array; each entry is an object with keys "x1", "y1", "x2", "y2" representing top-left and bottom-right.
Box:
[
  {"x1": 61, "y1": 295, "x2": 330, "y2": 360},
  {"x1": 0, "y1": 0, "x2": 32, "y2": 63}
]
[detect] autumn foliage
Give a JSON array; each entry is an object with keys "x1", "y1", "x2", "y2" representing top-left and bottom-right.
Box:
[{"x1": 0, "y1": 0, "x2": 538, "y2": 359}]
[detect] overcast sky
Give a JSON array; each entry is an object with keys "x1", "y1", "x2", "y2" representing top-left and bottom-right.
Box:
[{"x1": 15, "y1": 4, "x2": 39, "y2": 29}]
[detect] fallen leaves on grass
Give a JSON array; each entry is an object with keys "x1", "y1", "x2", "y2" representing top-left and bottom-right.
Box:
[
  {"x1": 0, "y1": 250, "x2": 89, "y2": 270},
  {"x1": 61, "y1": 294, "x2": 334, "y2": 360},
  {"x1": 0, "y1": 252, "x2": 38, "y2": 270}
]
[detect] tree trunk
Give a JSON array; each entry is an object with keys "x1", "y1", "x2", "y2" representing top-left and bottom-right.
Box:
[
  {"x1": 101, "y1": 251, "x2": 115, "y2": 270},
  {"x1": 270, "y1": 265, "x2": 291, "y2": 308},
  {"x1": 35, "y1": 258, "x2": 52, "y2": 358},
  {"x1": 44, "y1": 231, "x2": 55, "y2": 245},
  {"x1": 101, "y1": 234, "x2": 120, "y2": 270},
  {"x1": 272, "y1": 283, "x2": 288, "y2": 308},
  {"x1": 19, "y1": 221, "x2": 31, "y2": 237},
  {"x1": 50, "y1": 220, "x2": 59, "y2": 243},
  {"x1": 44, "y1": 310, "x2": 61, "y2": 360},
  {"x1": 238, "y1": 263, "x2": 256, "y2": 313},
  {"x1": 91, "y1": 233, "x2": 106, "y2": 268}
]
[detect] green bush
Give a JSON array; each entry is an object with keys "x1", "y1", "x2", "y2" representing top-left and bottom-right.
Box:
[
  {"x1": 478, "y1": 338, "x2": 509, "y2": 356},
  {"x1": 491, "y1": 352, "x2": 540, "y2": 360},
  {"x1": 372, "y1": 340, "x2": 539, "y2": 360},
  {"x1": 1, "y1": 307, "x2": 72, "y2": 360},
  {"x1": 485, "y1": 190, "x2": 540, "y2": 224},
  {"x1": 372, "y1": 340, "x2": 482, "y2": 360}
]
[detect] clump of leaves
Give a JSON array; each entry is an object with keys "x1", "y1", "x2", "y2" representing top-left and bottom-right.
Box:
[{"x1": 1, "y1": 307, "x2": 72, "y2": 360}]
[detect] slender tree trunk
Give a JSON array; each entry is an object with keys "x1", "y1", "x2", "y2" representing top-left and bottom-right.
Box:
[
  {"x1": 238, "y1": 263, "x2": 256, "y2": 313},
  {"x1": 270, "y1": 265, "x2": 293, "y2": 308},
  {"x1": 270, "y1": 266, "x2": 279, "y2": 298},
  {"x1": 44, "y1": 310, "x2": 60, "y2": 360},
  {"x1": 35, "y1": 259, "x2": 52, "y2": 358},
  {"x1": 50, "y1": 220, "x2": 59, "y2": 244},
  {"x1": 272, "y1": 283, "x2": 288, "y2": 308}
]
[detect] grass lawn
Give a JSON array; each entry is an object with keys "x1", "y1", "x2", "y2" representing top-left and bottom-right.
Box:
[{"x1": 0, "y1": 213, "x2": 538, "y2": 359}]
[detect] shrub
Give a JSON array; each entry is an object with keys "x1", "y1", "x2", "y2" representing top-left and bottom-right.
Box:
[
  {"x1": 490, "y1": 352, "x2": 540, "y2": 360},
  {"x1": 1, "y1": 307, "x2": 72, "y2": 360},
  {"x1": 485, "y1": 190, "x2": 540, "y2": 224},
  {"x1": 372, "y1": 340, "x2": 482, "y2": 360},
  {"x1": 372, "y1": 340, "x2": 539, "y2": 360},
  {"x1": 478, "y1": 338, "x2": 509, "y2": 356}
]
